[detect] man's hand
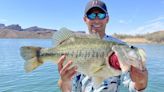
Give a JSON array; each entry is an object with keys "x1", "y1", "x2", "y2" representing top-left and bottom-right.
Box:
[
  {"x1": 130, "y1": 65, "x2": 148, "y2": 91},
  {"x1": 57, "y1": 55, "x2": 77, "y2": 92}
]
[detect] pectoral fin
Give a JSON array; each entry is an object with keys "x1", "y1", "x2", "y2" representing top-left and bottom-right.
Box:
[{"x1": 91, "y1": 64, "x2": 105, "y2": 74}]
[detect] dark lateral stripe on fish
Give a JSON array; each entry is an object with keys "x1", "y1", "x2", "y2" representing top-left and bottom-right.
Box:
[{"x1": 40, "y1": 50, "x2": 106, "y2": 59}]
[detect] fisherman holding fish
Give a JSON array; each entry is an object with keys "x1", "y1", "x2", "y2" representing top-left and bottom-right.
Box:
[
  {"x1": 20, "y1": 0, "x2": 148, "y2": 92},
  {"x1": 57, "y1": 0, "x2": 148, "y2": 92}
]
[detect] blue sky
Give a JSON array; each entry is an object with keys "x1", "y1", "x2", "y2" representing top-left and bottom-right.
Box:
[{"x1": 0, "y1": 0, "x2": 164, "y2": 35}]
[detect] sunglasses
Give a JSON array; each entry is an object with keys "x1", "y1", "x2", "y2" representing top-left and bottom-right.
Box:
[{"x1": 86, "y1": 13, "x2": 107, "y2": 20}]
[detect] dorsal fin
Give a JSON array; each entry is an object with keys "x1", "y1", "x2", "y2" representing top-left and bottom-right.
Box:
[
  {"x1": 52, "y1": 27, "x2": 74, "y2": 47},
  {"x1": 90, "y1": 32, "x2": 101, "y2": 39},
  {"x1": 74, "y1": 32, "x2": 101, "y2": 40}
]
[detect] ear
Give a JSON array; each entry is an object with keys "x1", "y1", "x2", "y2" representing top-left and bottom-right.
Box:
[
  {"x1": 83, "y1": 16, "x2": 87, "y2": 22},
  {"x1": 106, "y1": 16, "x2": 109, "y2": 23}
]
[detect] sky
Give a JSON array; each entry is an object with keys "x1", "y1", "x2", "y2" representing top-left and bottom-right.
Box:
[{"x1": 0, "y1": 0, "x2": 164, "y2": 35}]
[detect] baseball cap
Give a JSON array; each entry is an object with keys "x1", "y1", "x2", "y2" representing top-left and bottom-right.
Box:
[{"x1": 84, "y1": 0, "x2": 108, "y2": 15}]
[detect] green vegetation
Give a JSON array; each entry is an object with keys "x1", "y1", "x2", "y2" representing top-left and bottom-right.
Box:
[
  {"x1": 113, "y1": 30, "x2": 164, "y2": 43},
  {"x1": 145, "y1": 31, "x2": 164, "y2": 43},
  {"x1": 113, "y1": 33, "x2": 144, "y2": 39}
]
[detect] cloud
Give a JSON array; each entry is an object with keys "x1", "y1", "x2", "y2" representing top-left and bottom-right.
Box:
[
  {"x1": 126, "y1": 16, "x2": 164, "y2": 34},
  {"x1": 132, "y1": 21, "x2": 164, "y2": 34},
  {"x1": 147, "y1": 16, "x2": 164, "y2": 23},
  {"x1": 119, "y1": 20, "x2": 127, "y2": 24},
  {"x1": 0, "y1": 18, "x2": 8, "y2": 22},
  {"x1": 118, "y1": 8, "x2": 138, "y2": 25},
  {"x1": 118, "y1": 18, "x2": 134, "y2": 24}
]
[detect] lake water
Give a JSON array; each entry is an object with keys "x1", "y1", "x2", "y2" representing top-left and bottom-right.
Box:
[{"x1": 0, "y1": 39, "x2": 164, "y2": 92}]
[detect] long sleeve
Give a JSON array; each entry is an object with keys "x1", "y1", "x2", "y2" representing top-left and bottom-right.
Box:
[{"x1": 72, "y1": 73, "x2": 121, "y2": 92}]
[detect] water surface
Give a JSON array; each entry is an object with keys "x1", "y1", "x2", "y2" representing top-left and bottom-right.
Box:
[{"x1": 0, "y1": 39, "x2": 163, "y2": 92}]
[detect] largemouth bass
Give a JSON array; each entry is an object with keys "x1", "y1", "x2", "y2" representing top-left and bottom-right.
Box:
[{"x1": 20, "y1": 27, "x2": 146, "y2": 86}]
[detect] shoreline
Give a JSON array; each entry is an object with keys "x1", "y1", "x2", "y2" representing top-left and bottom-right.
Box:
[
  {"x1": 0, "y1": 37, "x2": 163, "y2": 44},
  {"x1": 121, "y1": 38, "x2": 164, "y2": 44}
]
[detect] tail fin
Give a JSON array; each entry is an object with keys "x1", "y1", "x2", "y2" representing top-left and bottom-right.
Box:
[{"x1": 20, "y1": 46, "x2": 43, "y2": 72}]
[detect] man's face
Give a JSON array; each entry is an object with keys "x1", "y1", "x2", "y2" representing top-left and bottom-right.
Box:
[{"x1": 84, "y1": 8, "x2": 109, "y2": 35}]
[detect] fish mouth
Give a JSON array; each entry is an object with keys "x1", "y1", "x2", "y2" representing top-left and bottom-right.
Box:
[
  {"x1": 106, "y1": 46, "x2": 122, "y2": 70},
  {"x1": 106, "y1": 51, "x2": 115, "y2": 65},
  {"x1": 92, "y1": 49, "x2": 121, "y2": 74}
]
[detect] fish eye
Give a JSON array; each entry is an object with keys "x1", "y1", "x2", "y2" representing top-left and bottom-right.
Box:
[{"x1": 129, "y1": 45, "x2": 135, "y2": 49}]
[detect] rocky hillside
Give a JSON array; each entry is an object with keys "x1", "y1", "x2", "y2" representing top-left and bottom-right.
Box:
[
  {"x1": 0, "y1": 23, "x2": 57, "y2": 39},
  {"x1": 0, "y1": 23, "x2": 163, "y2": 44}
]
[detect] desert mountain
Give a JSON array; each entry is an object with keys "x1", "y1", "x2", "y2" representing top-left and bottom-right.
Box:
[{"x1": 0, "y1": 23, "x2": 57, "y2": 38}]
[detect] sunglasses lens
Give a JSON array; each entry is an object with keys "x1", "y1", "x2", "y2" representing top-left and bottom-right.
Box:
[
  {"x1": 87, "y1": 13, "x2": 106, "y2": 20},
  {"x1": 98, "y1": 13, "x2": 106, "y2": 20},
  {"x1": 87, "y1": 13, "x2": 96, "y2": 20}
]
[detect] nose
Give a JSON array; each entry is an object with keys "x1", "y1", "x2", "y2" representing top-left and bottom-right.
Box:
[{"x1": 94, "y1": 17, "x2": 100, "y2": 23}]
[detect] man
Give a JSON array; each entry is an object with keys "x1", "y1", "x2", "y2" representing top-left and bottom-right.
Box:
[{"x1": 58, "y1": 0, "x2": 148, "y2": 92}]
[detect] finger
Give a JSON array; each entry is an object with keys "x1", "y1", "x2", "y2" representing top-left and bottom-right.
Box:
[
  {"x1": 130, "y1": 65, "x2": 147, "y2": 82},
  {"x1": 131, "y1": 65, "x2": 147, "y2": 75},
  {"x1": 60, "y1": 60, "x2": 73, "y2": 76},
  {"x1": 130, "y1": 65, "x2": 134, "y2": 81},
  {"x1": 69, "y1": 70, "x2": 77, "y2": 80},
  {"x1": 130, "y1": 65, "x2": 138, "y2": 81},
  {"x1": 57, "y1": 55, "x2": 66, "y2": 72},
  {"x1": 67, "y1": 66, "x2": 78, "y2": 79}
]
